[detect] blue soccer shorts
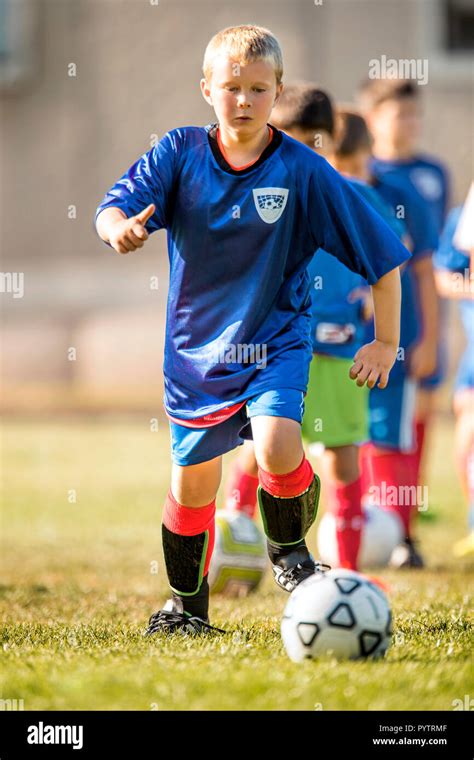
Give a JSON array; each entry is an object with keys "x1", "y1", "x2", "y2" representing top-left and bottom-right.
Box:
[
  {"x1": 169, "y1": 388, "x2": 305, "y2": 466},
  {"x1": 368, "y1": 377, "x2": 418, "y2": 453}
]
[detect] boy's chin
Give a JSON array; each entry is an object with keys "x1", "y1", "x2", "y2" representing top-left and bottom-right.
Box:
[{"x1": 224, "y1": 118, "x2": 268, "y2": 131}]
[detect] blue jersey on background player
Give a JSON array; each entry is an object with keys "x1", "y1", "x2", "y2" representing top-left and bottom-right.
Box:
[
  {"x1": 365, "y1": 175, "x2": 438, "y2": 449},
  {"x1": 370, "y1": 155, "x2": 449, "y2": 235}
]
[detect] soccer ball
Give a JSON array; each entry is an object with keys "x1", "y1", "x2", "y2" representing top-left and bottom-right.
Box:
[
  {"x1": 208, "y1": 510, "x2": 267, "y2": 597},
  {"x1": 281, "y1": 569, "x2": 392, "y2": 662},
  {"x1": 317, "y1": 503, "x2": 403, "y2": 568}
]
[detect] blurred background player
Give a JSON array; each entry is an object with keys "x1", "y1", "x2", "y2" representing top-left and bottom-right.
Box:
[
  {"x1": 225, "y1": 86, "x2": 407, "y2": 571},
  {"x1": 326, "y1": 107, "x2": 437, "y2": 568},
  {"x1": 358, "y1": 79, "x2": 450, "y2": 491},
  {"x1": 434, "y1": 183, "x2": 474, "y2": 558},
  {"x1": 346, "y1": 109, "x2": 439, "y2": 567}
]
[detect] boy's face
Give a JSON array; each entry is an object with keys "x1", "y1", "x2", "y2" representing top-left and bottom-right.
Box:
[
  {"x1": 367, "y1": 96, "x2": 422, "y2": 152},
  {"x1": 201, "y1": 56, "x2": 282, "y2": 134},
  {"x1": 285, "y1": 126, "x2": 334, "y2": 158}
]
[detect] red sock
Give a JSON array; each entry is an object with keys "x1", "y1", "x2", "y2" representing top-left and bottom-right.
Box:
[
  {"x1": 359, "y1": 444, "x2": 416, "y2": 537},
  {"x1": 225, "y1": 461, "x2": 259, "y2": 519},
  {"x1": 258, "y1": 455, "x2": 314, "y2": 498},
  {"x1": 163, "y1": 490, "x2": 216, "y2": 576},
  {"x1": 326, "y1": 477, "x2": 363, "y2": 571}
]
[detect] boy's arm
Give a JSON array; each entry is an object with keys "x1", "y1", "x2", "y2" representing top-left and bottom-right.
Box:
[
  {"x1": 96, "y1": 204, "x2": 156, "y2": 254},
  {"x1": 94, "y1": 130, "x2": 180, "y2": 250},
  {"x1": 96, "y1": 207, "x2": 127, "y2": 242},
  {"x1": 350, "y1": 267, "x2": 401, "y2": 389},
  {"x1": 409, "y1": 256, "x2": 439, "y2": 378}
]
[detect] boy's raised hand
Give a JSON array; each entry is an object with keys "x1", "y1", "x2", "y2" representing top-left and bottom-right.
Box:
[
  {"x1": 349, "y1": 339, "x2": 398, "y2": 390},
  {"x1": 108, "y1": 204, "x2": 156, "y2": 254}
]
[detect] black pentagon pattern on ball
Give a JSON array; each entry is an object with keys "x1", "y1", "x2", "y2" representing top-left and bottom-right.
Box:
[
  {"x1": 296, "y1": 621, "x2": 320, "y2": 647},
  {"x1": 359, "y1": 630, "x2": 383, "y2": 657},
  {"x1": 366, "y1": 580, "x2": 389, "y2": 601},
  {"x1": 328, "y1": 602, "x2": 356, "y2": 629},
  {"x1": 334, "y1": 577, "x2": 361, "y2": 595}
]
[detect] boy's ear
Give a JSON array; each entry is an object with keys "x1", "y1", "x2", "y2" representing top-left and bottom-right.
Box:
[
  {"x1": 274, "y1": 82, "x2": 284, "y2": 104},
  {"x1": 200, "y1": 78, "x2": 213, "y2": 106}
]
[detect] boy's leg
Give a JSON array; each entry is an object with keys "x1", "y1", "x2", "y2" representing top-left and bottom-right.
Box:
[
  {"x1": 249, "y1": 401, "x2": 323, "y2": 592},
  {"x1": 147, "y1": 409, "x2": 249, "y2": 636},
  {"x1": 323, "y1": 445, "x2": 363, "y2": 571},
  {"x1": 166, "y1": 457, "x2": 222, "y2": 612},
  {"x1": 362, "y1": 375, "x2": 424, "y2": 568},
  {"x1": 360, "y1": 442, "x2": 422, "y2": 568},
  {"x1": 225, "y1": 440, "x2": 259, "y2": 519},
  {"x1": 301, "y1": 354, "x2": 367, "y2": 571},
  {"x1": 146, "y1": 456, "x2": 222, "y2": 635}
]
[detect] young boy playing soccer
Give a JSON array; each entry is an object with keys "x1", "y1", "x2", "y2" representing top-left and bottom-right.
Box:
[
  {"x1": 358, "y1": 79, "x2": 448, "y2": 490},
  {"x1": 95, "y1": 26, "x2": 409, "y2": 635}
]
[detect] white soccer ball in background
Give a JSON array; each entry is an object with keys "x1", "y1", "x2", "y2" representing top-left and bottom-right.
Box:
[
  {"x1": 281, "y1": 569, "x2": 392, "y2": 662},
  {"x1": 208, "y1": 510, "x2": 267, "y2": 597},
  {"x1": 317, "y1": 503, "x2": 403, "y2": 568}
]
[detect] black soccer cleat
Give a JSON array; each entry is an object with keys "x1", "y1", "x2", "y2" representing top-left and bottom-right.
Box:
[
  {"x1": 269, "y1": 540, "x2": 330, "y2": 593},
  {"x1": 144, "y1": 596, "x2": 226, "y2": 637},
  {"x1": 389, "y1": 536, "x2": 425, "y2": 569}
]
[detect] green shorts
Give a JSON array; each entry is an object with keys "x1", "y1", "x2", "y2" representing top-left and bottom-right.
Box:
[{"x1": 301, "y1": 354, "x2": 368, "y2": 448}]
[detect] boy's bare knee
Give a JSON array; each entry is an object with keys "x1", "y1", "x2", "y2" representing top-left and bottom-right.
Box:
[
  {"x1": 255, "y1": 443, "x2": 304, "y2": 475},
  {"x1": 171, "y1": 459, "x2": 221, "y2": 506}
]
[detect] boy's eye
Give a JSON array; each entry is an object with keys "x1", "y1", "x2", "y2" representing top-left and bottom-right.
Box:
[{"x1": 254, "y1": 88, "x2": 266, "y2": 93}]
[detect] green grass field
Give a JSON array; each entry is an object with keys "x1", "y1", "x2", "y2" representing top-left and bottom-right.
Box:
[{"x1": 1, "y1": 416, "x2": 472, "y2": 711}]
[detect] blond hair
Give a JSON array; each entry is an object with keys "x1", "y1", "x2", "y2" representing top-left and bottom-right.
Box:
[{"x1": 203, "y1": 25, "x2": 283, "y2": 84}]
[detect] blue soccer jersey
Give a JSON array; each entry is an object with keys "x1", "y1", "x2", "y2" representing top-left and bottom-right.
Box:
[
  {"x1": 95, "y1": 125, "x2": 410, "y2": 419},
  {"x1": 309, "y1": 178, "x2": 406, "y2": 359},
  {"x1": 370, "y1": 155, "x2": 450, "y2": 234},
  {"x1": 368, "y1": 175, "x2": 438, "y2": 370},
  {"x1": 434, "y1": 206, "x2": 474, "y2": 392}
]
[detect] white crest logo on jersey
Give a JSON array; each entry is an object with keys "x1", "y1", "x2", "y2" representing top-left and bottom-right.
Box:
[{"x1": 252, "y1": 187, "x2": 289, "y2": 224}]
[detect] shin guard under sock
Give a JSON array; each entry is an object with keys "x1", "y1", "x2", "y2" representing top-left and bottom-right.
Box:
[
  {"x1": 257, "y1": 456, "x2": 320, "y2": 562},
  {"x1": 162, "y1": 490, "x2": 215, "y2": 618}
]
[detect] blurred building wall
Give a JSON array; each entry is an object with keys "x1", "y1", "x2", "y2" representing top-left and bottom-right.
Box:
[{"x1": 1, "y1": 0, "x2": 472, "y2": 412}]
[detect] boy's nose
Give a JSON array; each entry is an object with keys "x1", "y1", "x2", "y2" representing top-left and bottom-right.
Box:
[{"x1": 237, "y1": 94, "x2": 251, "y2": 108}]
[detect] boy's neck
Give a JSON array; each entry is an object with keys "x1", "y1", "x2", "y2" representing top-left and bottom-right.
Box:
[
  {"x1": 332, "y1": 158, "x2": 371, "y2": 183},
  {"x1": 372, "y1": 140, "x2": 416, "y2": 162},
  {"x1": 217, "y1": 123, "x2": 271, "y2": 164}
]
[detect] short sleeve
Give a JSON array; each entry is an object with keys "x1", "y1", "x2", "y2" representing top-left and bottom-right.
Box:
[
  {"x1": 306, "y1": 159, "x2": 411, "y2": 285},
  {"x1": 94, "y1": 129, "x2": 181, "y2": 236}
]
